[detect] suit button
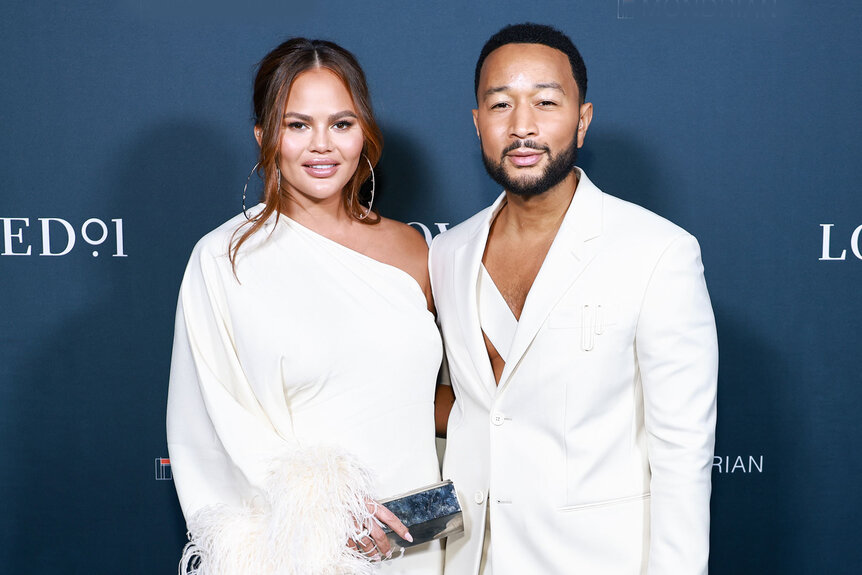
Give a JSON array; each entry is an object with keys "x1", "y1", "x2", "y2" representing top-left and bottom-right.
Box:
[
  {"x1": 473, "y1": 490, "x2": 486, "y2": 504},
  {"x1": 491, "y1": 412, "x2": 505, "y2": 426}
]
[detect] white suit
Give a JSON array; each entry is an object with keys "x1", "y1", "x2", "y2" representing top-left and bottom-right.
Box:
[{"x1": 429, "y1": 169, "x2": 718, "y2": 575}]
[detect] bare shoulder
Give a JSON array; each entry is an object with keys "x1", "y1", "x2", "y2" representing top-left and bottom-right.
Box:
[
  {"x1": 379, "y1": 217, "x2": 428, "y2": 256},
  {"x1": 374, "y1": 217, "x2": 428, "y2": 273},
  {"x1": 372, "y1": 218, "x2": 432, "y2": 305}
]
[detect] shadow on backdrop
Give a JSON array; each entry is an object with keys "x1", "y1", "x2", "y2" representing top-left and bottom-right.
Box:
[
  {"x1": 579, "y1": 129, "x2": 674, "y2": 219},
  {"x1": 374, "y1": 125, "x2": 443, "y2": 224},
  {"x1": 708, "y1": 307, "x2": 795, "y2": 573}
]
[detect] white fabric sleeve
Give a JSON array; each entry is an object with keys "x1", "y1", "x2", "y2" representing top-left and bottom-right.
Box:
[{"x1": 635, "y1": 234, "x2": 718, "y2": 575}]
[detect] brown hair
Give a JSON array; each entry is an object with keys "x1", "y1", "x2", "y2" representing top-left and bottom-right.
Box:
[{"x1": 230, "y1": 38, "x2": 383, "y2": 274}]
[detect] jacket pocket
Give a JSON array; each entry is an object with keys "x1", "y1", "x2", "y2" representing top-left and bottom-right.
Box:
[
  {"x1": 548, "y1": 303, "x2": 617, "y2": 352},
  {"x1": 558, "y1": 492, "x2": 650, "y2": 512}
]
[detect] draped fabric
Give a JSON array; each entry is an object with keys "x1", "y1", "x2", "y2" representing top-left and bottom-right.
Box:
[{"x1": 167, "y1": 209, "x2": 444, "y2": 574}]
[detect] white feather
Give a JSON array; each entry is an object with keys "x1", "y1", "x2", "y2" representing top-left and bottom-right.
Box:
[{"x1": 180, "y1": 444, "x2": 381, "y2": 575}]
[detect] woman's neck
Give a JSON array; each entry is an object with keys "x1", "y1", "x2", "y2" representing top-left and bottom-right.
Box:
[{"x1": 281, "y1": 191, "x2": 364, "y2": 246}]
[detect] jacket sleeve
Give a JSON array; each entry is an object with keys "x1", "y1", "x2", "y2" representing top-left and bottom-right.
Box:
[
  {"x1": 166, "y1": 240, "x2": 378, "y2": 575},
  {"x1": 635, "y1": 234, "x2": 718, "y2": 575}
]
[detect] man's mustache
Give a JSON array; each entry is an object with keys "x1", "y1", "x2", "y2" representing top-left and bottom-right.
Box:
[{"x1": 501, "y1": 140, "x2": 550, "y2": 158}]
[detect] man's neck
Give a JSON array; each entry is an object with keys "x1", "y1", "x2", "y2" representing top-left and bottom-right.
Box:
[{"x1": 499, "y1": 170, "x2": 580, "y2": 236}]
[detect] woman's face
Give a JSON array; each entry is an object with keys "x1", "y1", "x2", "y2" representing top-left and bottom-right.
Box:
[{"x1": 275, "y1": 68, "x2": 365, "y2": 208}]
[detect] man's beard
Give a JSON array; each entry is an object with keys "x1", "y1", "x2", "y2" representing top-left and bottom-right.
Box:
[{"x1": 481, "y1": 136, "x2": 578, "y2": 197}]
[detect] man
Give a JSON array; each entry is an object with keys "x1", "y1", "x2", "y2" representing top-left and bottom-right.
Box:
[{"x1": 430, "y1": 23, "x2": 718, "y2": 575}]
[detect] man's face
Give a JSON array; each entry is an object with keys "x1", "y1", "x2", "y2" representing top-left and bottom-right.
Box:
[{"x1": 473, "y1": 43, "x2": 592, "y2": 197}]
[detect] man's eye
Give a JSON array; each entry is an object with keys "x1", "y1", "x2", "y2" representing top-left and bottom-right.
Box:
[
  {"x1": 490, "y1": 102, "x2": 510, "y2": 109},
  {"x1": 537, "y1": 101, "x2": 557, "y2": 107}
]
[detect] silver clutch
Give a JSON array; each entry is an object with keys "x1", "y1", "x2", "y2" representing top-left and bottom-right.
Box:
[{"x1": 379, "y1": 479, "x2": 463, "y2": 548}]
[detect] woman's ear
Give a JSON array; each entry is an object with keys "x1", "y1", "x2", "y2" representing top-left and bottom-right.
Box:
[{"x1": 254, "y1": 126, "x2": 263, "y2": 148}]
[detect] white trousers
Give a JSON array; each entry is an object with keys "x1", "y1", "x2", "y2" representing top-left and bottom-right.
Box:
[{"x1": 478, "y1": 505, "x2": 492, "y2": 575}]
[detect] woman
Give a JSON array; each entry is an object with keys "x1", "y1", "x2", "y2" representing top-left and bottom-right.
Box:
[{"x1": 167, "y1": 38, "x2": 444, "y2": 574}]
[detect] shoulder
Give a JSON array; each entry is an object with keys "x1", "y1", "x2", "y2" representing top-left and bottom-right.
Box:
[
  {"x1": 374, "y1": 217, "x2": 433, "y2": 307},
  {"x1": 184, "y1": 211, "x2": 239, "y2": 259},
  {"x1": 604, "y1": 196, "x2": 701, "y2": 273},
  {"x1": 604, "y1": 194, "x2": 689, "y2": 239},
  {"x1": 575, "y1": 171, "x2": 702, "y2": 269},
  {"x1": 375, "y1": 217, "x2": 430, "y2": 282},
  {"x1": 184, "y1": 210, "x2": 255, "y2": 280},
  {"x1": 376, "y1": 217, "x2": 429, "y2": 262},
  {"x1": 430, "y1": 204, "x2": 495, "y2": 259},
  {"x1": 577, "y1": 169, "x2": 691, "y2": 244}
]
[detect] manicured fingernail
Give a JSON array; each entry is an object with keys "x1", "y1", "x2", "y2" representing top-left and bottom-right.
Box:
[
  {"x1": 403, "y1": 531, "x2": 413, "y2": 543},
  {"x1": 385, "y1": 549, "x2": 393, "y2": 559}
]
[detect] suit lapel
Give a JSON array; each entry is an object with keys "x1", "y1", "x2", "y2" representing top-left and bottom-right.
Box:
[
  {"x1": 452, "y1": 193, "x2": 507, "y2": 401},
  {"x1": 498, "y1": 170, "x2": 605, "y2": 392}
]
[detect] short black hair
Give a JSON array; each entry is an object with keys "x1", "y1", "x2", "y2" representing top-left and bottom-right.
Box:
[{"x1": 474, "y1": 23, "x2": 587, "y2": 104}]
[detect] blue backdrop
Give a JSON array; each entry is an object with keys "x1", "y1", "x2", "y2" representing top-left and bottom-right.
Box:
[{"x1": 2, "y1": 1, "x2": 860, "y2": 572}]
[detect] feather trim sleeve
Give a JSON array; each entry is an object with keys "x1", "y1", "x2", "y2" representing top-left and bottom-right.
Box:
[
  {"x1": 167, "y1": 233, "x2": 379, "y2": 575},
  {"x1": 179, "y1": 445, "x2": 379, "y2": 575}
]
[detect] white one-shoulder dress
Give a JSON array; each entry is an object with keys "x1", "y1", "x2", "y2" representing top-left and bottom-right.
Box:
[{"x1": 167, "y1": 210, "x2": 444, "y2": 575}]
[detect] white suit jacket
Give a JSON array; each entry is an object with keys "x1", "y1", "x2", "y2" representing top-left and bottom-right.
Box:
[{"x1": 429, "y1": 169, "x2": 718, "y2": 575}]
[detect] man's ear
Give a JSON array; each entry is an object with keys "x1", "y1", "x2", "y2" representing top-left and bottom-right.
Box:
[
  {"x1": 576, "y1": 102, "x2": 593, "y2": 148},
  {"x1": 472, "y1": 109, "x2": 480, "y2": 139}
]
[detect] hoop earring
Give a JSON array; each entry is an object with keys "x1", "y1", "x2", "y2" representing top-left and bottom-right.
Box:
[
  {"x1": 242, "y1": 162, "x2": 260, "y2": 220},
  {"x1": 356, "y1": 154, "x2": 375, "y2": 220}
]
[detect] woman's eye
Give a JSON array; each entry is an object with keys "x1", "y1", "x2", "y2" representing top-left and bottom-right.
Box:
[
  {"x1": 333, "y1": 121, "x2": 353, "y2": 130},
  {"x1": 287, "y1": 122, "x2": 307, "y2": 130}
]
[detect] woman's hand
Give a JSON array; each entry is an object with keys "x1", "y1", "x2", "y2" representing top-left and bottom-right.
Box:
[{"x1": 348, "y1": 500, "x2": 413, "y2": 560}]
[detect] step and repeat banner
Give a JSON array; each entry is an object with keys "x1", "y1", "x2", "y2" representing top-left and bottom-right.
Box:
[{"x1": 1, "y1": 1, "x2": 860, "y2": 572}]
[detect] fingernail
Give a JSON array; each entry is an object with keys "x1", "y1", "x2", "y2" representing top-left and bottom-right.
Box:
[
  {"x1": 385, "y1": 549, "x2": 393, "y2": 559},
  {"x1": 403, "y1": 531, "x2": 413, "y2": 543}
]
